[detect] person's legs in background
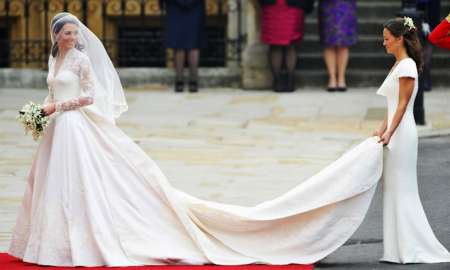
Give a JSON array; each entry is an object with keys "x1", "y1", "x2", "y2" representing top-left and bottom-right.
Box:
[
  {"x1": 269, "y1": 45, "x2": 284, "y2": 92},
  {"x1": 323, "y1": 47, "x2": 337, "y2": 91},
  {"x1": 319, "y1": 0, "x2": 356, "y2": 92},
  {"x1": 188, "y1": 49, "x2": 199, "y2": 92},
  {"x1": 336, "y1": 46, "x2": 349, "y2": 91},
  {"x1": 174, "y1": 49, "x2": 186, "y2": 92},
  {"x1": 323, "y1": 46, "x2": 349, "y2": 92},
  {"x1": 421, "y1": 42, "x2": 433, "y2": 92},
  {"x1": 285, "y1": 44, "x2": 298, "y2": 92}
]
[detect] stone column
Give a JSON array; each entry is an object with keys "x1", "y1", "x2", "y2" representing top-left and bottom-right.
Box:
[
  {"x1": 241, "y1": 1, "x2": 271, "y2": 89},
  {"x1": 226, "y1": 0, "x2": 239, "y2": 69}
]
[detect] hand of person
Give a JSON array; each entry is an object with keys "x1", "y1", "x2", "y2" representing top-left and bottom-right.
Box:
[
  {"x1": 42, "y1": 103, "x2": 56, "y2": 116},
  {"x1": 446, "y1": 13, "x2": 450, "y2": 23},
  {"x1": 372, "y1": 129, "x2": 383, "y2": 138},
  {"x1": 378, "y1": 131, "x2": 392, "y2": 146}
]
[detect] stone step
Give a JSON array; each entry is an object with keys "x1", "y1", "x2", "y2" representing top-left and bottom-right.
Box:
[
  {"x1": 1, "y1": 67, "x2": 448, "y2": 89},
  {"x1": 293, "y1": 69, "x2": 450, "y2": 88},
  {"x1": 298, "y1": 35, "x2": 385, "y2": 54},
  {"x1": 307, "y1": 1, "x2": 450, "y2": 20},
  {"x1": 299, "y1": 35, "x2": 450, "y2": 55},
  {"x1": 119, "y1": 68, "x2": 449, "y2": 88},
  {"x1": 295, "y1": 52, "x2": 450, "y2": 71},
  {"x1": 304, "y1": 19, "x2": 397, "y2": 36},
  {"x1": 307, "y1": 1, "x2": 402, "y2": 20},
  {"x1": 300, "y1": 6, "x2": 450, "y2": 57},
  {"x1": 175, "y1": 0, "x2": 450, "y2": 88}
]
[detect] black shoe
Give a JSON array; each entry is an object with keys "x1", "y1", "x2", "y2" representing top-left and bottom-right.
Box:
[
  {"x1": 274, "y1": 72, "x2": 290, "y2": 92},
  {"x1": 188, "y1": 81, "x2": 198, "y2": 93},
  {"x1": 286, "y1": 72, "x2": 296, "y2": 92},
  {"x1": 327, "y1": 87, "x2": 337, "y2": 92},
  {"x1": 337, "y1": 86, "x2": 347, "y2": 92},
  {"x1": 175, "y1": 81, "x2": 184, "y2": 92},
  {"x1": 272, "y1": 73, "x2": 281, "y2": 92}
]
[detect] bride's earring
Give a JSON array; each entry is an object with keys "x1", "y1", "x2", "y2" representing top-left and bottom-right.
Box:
[{"x1": 75, "y1": 42, "x2": 85, "y2": 51}]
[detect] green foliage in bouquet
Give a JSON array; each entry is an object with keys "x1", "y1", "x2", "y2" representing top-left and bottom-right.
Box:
[{"x1": 17, "y1": 102, "x2": 50, "y2": 141}]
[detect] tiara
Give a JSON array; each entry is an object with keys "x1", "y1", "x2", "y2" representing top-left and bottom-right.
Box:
[{"x1": 403, "y1": 16, "x2": 416, "y2": 30}]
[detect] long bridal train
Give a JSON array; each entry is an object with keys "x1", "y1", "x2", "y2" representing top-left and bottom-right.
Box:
[{"x1": 9, "y1": 103, "x2": 384, "y2": 266}]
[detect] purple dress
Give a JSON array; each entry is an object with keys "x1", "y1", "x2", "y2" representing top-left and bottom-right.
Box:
[{"x1": 319, "y1": 0, "x2": 357, "y2": 47}]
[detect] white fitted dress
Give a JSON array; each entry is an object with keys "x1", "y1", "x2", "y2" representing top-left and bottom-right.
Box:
[{"x1": 377, "y1": 57, "x2": 450, "y2": 264}]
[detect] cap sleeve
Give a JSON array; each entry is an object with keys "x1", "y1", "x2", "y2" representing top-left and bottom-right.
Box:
[{"x1": 396, "y1": 58, "x2": 417, "y2": 79}]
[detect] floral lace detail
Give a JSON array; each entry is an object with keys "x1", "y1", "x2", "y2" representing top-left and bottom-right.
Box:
[
  {"x1": 56, "y1": 96, "x2": 93, "y2": 112},
  {"x1": 43, "y1": 90, "x2": 55, "y2": 106},
  {"x1": 44, "y1": 58, "x2": 55, "y2": 106},
  {"x1": 48, "y1": 49, "x2": 95, "y2": 112}
]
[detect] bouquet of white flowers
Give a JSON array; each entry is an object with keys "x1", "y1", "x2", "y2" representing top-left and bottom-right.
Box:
[{"x1": 17, "y1": 102, "x2": 50, "y2": 141}]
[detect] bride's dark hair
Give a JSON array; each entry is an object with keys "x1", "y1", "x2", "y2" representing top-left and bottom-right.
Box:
[
  {"x1": 50, "y1": 14, "x2": 84, "y2": 57},
  {"x1": 383, "y1": 17, "x2": 423, "y2": 72}
]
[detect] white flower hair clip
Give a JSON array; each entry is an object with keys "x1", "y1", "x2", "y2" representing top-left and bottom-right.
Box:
[{"x1": 403, "y1": 16, "x2": 416, "y2": 30}]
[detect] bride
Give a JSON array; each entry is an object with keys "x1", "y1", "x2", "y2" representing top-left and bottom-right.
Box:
[{"x1": 8, "y1": 13, "x2": 449, "y2": 267}]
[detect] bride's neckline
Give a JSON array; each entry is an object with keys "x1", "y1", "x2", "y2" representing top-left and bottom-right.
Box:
[{"x1": 53, "y1": 48, "x2": 75, "y2": 78}]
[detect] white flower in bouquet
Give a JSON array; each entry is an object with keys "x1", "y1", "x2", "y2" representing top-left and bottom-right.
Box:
[{"x1": 17, "y1": 102, "x2": 50, "y2": 141}]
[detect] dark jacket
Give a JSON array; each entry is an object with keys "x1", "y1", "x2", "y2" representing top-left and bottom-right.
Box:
[{"x1": 258, "y1": 0, "x2": 315, "y2": 14}]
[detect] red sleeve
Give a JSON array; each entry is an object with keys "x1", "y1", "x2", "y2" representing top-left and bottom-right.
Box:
[{"x1": 428, "y1": 19, "x2": 450, "y2": 50}]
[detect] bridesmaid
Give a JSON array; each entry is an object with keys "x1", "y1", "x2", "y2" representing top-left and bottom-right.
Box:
[
  {"x1": 375, "y1": 17, "x2": 450, "y2": 264},
  {"x1": 318, "y1": 0, "x2": 357, "y2": 92}
]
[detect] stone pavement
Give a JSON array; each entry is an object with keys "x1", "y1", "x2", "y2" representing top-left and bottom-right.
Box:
[{"x1": 1, "y1": 87, "x2": 449, "y2": 253}]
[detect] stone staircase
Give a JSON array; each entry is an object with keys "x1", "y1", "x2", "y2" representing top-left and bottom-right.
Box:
[{"x1": 296, "y1": 0, "x2": 450, "y2": 87}]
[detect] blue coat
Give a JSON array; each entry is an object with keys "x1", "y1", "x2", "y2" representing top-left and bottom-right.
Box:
[{"x1": 162, "y1": 0, "x2": 206, "y2": 49}]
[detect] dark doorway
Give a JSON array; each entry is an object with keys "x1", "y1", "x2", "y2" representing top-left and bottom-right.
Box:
[
  {"x1": 118, "y1": 26, "x2": 166, "y2": 67},
  {"x1": 0, "y1": 27, "x2": 9, "y2": 67},
  {"x1": 117, "y1": 15, "x2": 227, "y2": 68}
]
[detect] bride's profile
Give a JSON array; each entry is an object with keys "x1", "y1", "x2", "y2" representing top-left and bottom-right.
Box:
[{"x1": 7, "y1": 13, "x2": 449, "y2": 267}]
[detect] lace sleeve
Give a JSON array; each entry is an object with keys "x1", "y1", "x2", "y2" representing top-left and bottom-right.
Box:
[
  {"x1": 56, "y1": 55, "x2": 95, "y2": 112},
  {"x1": 44, "y1": 57, "x2": 55, "y2": 106},
  {"x1": 43, "y1": 89, "x2": 54, "y2": 106}
]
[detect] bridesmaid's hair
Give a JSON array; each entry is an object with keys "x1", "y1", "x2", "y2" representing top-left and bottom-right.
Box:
[
  {"x1": 383, "y1": 18, "x2": 423, "y2": 72},
  {"x1": 50, "y1": 15, "x2": 84, "y2": 57}
]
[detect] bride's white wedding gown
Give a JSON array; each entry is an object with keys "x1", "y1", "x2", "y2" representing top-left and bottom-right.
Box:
[{"x1": 8, "y1": 49, "x2": 448, "y2": 266}]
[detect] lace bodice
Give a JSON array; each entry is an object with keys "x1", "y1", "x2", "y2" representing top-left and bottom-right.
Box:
[{"x1": 45, "y1": 48, "x2": 95, "y2": 112}]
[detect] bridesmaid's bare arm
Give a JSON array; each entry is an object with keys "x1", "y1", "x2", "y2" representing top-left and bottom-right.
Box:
[
  {"x1": 374, "y1": 115, "x2": 387, "y2": 137},
  {"x1": 379, "y1": 77, "x2": 414, "y2": 145}
]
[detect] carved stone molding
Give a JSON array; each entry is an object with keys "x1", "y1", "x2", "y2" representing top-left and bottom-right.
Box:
[
  {"x1": 106, "y1": 0, "x2": 161, "y2": 16},
  {"x1": 0, "y1": 0, "x2": 24, "y2": 16}
]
